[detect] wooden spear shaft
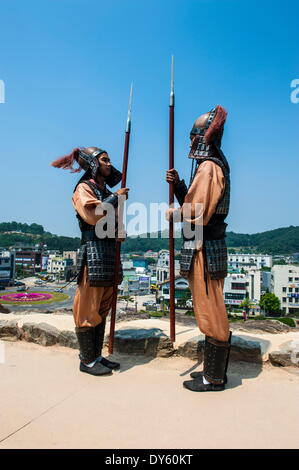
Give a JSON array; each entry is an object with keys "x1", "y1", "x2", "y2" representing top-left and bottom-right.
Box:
[
  {"x1": 169, "y1": 56, "x2": 175, "y2": 343},
  {"x1": 108, "y1": 84, "x2": 132, "y2": 354}
]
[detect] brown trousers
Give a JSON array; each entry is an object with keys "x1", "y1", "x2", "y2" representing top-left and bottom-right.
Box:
[
  {"x1": 188, "y1": 251, "x2": 230, "y2": 342},
  {"x1": 73, "y1": 266, "x2": 113, "y2": 328}
]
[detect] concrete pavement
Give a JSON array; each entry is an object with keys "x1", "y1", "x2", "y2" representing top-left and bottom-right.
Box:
[{"x1": 0, "y1": 340, "x2": 298, "y2": 449}]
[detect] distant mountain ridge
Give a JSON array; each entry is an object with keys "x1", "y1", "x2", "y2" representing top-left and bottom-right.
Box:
[{"x1": 0, "y1": 222, "x2": 298, "y2": 255}]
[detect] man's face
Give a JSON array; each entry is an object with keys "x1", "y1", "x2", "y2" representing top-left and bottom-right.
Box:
[{"x1": 98, "y1": 153, "x2": 111, "y2": 177}]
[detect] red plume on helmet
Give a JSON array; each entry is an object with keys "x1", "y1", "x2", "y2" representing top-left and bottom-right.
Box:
[
  {"x1": 51, "y1": 147, "x2": 82, "y2": 173},
  {"x1": 204, "y1": 105, "x2": 227, "y2": 145}
]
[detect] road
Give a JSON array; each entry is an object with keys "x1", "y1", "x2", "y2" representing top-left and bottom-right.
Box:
[{"x1": 1, "y1": 277, "x2": 158, "y2": 313}]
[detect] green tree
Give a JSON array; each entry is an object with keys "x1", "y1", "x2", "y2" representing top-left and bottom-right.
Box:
[
  {"x1": 259, "y1": 293, "x2": 280, "y2": 314},
  {"x1": 119, "y1": 295, "x2": 134, "y2": 310},
  {"x1": 177, "y1": 291, "x2": 191, "y2": 308}
]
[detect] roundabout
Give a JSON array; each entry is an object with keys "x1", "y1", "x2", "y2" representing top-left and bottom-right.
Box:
[{"x1": 0, "y1": 290, "x2": 69, "y2": 305}]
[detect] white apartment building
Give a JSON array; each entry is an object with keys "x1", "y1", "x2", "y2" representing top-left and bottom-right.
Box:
[
  {"x1": 246, "y1": 269, "x2": 262, "y2": 302},
  {"x1": 156, "y1": 249, "x2": 180, "y2": 283},
  {"x1": 224, "y1": 273, "x2": 247, "y2": 306},
  {"x1": 228, "y1": 253, "x2": 272, "y2": 270},
  {"x1": 47, "y1": 255, "x2": 73, "y2": 274},
  {"x1": 224, "y1": 269, "x2": 261, "y2": 307},
  {"x1": 271, "y1": 264, "x2": 299, "y2": 314}
]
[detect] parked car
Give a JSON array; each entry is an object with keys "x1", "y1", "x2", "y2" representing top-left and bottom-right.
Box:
[
  {"x1": 17, "y1": 287, "x2": 26, "y2": 292},
  {"x1": 143, "y1": 300, "x2": 156, "y2": 307},
  {"x1": 54, "y1": 288, "x2": 63, "y2": 293},
  {"x1": 186, "y1": 299, "x2": 193, "y2": 308},
  {"x1": 14, "y1": 281, "x2": 26, "y2": 287}
]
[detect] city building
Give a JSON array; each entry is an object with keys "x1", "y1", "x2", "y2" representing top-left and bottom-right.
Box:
[
  {"x1": 271, "y1": 264, "x2": 299, "y2": 314},
  {"x1": 224, "y1": 273, "x2": 247, "y2": 307},
  {"x1": 132, "y1": 256, "x2": 149, "y2": 269},
  {"x1": 147, "y1": 264, "x2": 157, "y2": 285},
  {"x1": 157, "y1": 276, "x2": 190, "y2": 303},
  {"x1": 120, "y1": 260, "x2": 151, "y2": 295},
  {"x1": 291, "y1": 253, "x2": 299, "y2": 263},
  {"x1": 261, "y1": 270, "x2": 272, "y2": 292},
  {"x1": 63, "y1": 251, "x2": 78, "y2": 266},
  {"x1": 41, "y1": 255, "x2": 49, "y2": 272},
  {"x1": 47, "y1": 255, "x2": 73, "y2": 275},
  {"x1": 14, "y1": 248, "x2": 42, "y2": 275},
  {"x1": 228, "y1": 253, "x2": 272, "y2": 270},
  {"x1": 144, "y1": 250, "x2": 159, "y2": 260},
  {"x1": 246, "y1": 269, "x2": 261, "y2": 302},
  {"x1": 224, "y1": 270, "x2": 261, "y2": 307},
  {"x1": 156, "y1": 249, "x2": 180, "y2": 283},
  {"x1": 0, "y1": 250, "x2": 15, "y2": 286}
]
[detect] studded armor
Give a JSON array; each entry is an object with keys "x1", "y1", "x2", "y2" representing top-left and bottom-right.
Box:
[
  {"x1": 75, "y1": 180, "x2": 123, "y2": 287},
  {"x1": 177, "y1": 106, "x2": 230, "y2": 290}
]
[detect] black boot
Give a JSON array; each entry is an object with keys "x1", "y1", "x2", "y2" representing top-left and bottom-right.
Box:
[
  {"x1": 75, "y1": 326, "x2": 112, "y2": 376},
  {"x1": 183, "y1": 333, "x2": 231, "y2": 392},
  {"x1": 94, "y1": 319, "x2": 120, "y2": 370},
  {"x1": 189, "y1": 331, "x2": 232, "y2": 384}
]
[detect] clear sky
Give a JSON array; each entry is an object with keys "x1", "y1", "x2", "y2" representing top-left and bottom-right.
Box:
[{"x1": 0, "y1": 0, "x2": 298, "y2": 238}]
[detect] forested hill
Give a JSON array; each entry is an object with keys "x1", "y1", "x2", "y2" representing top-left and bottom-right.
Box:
[
  {"x1": 0, "y1": 222, "x2": 298, "y2": 255},
  {"x1": 0, "y1": 222, "x2": 80, "y2": 251},
  {"x1": 121, "y1": 225, "x2": 299, "y2": 255}
]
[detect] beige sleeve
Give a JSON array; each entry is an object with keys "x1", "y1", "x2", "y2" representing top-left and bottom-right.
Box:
[
  {"x1": 72, "y1": 183, "x2": 106, "y2": 226},
  {"x1": 182, "y1": 160, "x2": 225, "y2": 226}
]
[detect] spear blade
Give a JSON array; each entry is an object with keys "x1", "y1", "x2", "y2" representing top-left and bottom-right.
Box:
[
  {"x1": 170, "y1": 55, "x2": 175, "y2": 106},
  {"x1": 126, "y1": 83, "x2": 133, "y2": 133}
]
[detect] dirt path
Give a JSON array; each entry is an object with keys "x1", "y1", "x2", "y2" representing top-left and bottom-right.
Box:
[{"x1": 0, "y1": 340, "x2": 298, "y2": 449}]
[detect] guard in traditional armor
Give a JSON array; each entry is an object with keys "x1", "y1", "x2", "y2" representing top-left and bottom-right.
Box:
[
  {"x1": 166, "y1": 105, "x2": 232, "y2": 392},
  {"x1": 51, "y1": 147, "x2": 128, "y2": 376}
]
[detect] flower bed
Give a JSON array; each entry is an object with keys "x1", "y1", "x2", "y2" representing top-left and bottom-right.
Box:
[{"x1": 0, "y1": 292, "x2": 54, "y2": 302}]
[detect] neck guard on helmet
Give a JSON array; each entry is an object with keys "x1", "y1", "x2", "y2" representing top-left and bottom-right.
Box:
[{"x1": 189, "y1": 106, "x2": 224, "y2": 159}]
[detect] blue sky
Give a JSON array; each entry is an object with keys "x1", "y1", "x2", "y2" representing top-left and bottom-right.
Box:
[{"x1": 0, "y1": 0, "x2": 298, "y2": 238}]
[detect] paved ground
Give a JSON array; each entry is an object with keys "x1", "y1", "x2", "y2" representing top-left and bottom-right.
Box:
[{"x1": 0, "y1": 340, "x2": 298, "y2": 449}]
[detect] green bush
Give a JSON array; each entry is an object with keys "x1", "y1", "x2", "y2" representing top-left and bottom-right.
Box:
[
  {"x1": 253, "y1": 315, "x2": 267, "y2": 320},
  {"x1": 148, "y1": 311, "x2": 164, "y2": 317},
  {"x1": 276, "y1": 317, "x2": 296, "y2": 328},
  {"x1": 286, "y1": 312, "x2": 299, "y2": 319},
  {"x1": 185, "y1": 310, "x2": 195, "y2": 317},
  {"x1": 227, "y1": 313, "x2": 242, "y2": 321},
  {"x1": 228, "y1": 316, "x2": 245, "y2": 322}
]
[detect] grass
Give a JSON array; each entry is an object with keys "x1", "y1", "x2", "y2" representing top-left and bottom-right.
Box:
[{"x1": 0, "y1": 290, "x2": 69, "y2": 305}]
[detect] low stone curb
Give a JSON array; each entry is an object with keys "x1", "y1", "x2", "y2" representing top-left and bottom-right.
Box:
[
  {"x1": 110, "y1": 328, "x2": 174, "y2": 358},
  {"x1": 269, "y1": 339, "x2": 299, "y2": 368},
  {"x1": 177, "y1": 335, "x2": 262, "y2": 364},
  {"x1": 0, "y1": 320, "x2": 22, "y2": 340},
  {"x1": 0, "y1": 320, "x2": 297, "y2": 366},
  {"x1": 0, "y1": 320, "x2": 78, "y2": 349}
]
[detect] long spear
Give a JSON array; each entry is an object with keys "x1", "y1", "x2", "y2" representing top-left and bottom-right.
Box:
[
  {"x1": 169, "y1": 56, "x2": 175, "y2": 342},
  {"x1": 108, "y1": 84, "x2": 133, "y2": 354}
]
